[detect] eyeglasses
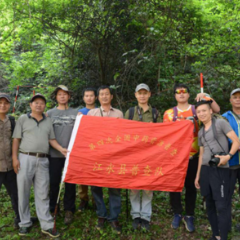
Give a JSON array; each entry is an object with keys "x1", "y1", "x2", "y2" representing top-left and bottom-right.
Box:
[{"x1": 175, "y1": 89, "x2": 188, "y2": 94}]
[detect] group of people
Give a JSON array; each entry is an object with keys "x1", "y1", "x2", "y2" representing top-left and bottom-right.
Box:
[{"x1": 0, "y1": 82, "x2": 240, "y2": 240}]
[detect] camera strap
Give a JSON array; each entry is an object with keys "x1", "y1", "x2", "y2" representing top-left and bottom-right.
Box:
[
  {"x1": 232, "y1": 111, "x2": 240, "y2": 122},
  {"x1": 202, "y1": 118, "x2": 226, "y2": 188},
  {"x1": 202, "y1": 118, "x2": 227, "y2": 154}
]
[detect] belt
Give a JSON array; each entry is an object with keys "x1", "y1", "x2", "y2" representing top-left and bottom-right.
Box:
[{"x1": 20, "y1": 152, "x2": 48, "y2": 158}]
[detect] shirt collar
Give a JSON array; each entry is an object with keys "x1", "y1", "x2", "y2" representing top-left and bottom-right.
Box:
[
  {"x1": 100, "y1": 106, "x2": 114, "y2": 112},
  {"x1": 27, "y1": 112, "x2": 46, "y2": 119},
  {"x1": 138, "y1": 105, "x2": 152, "y2": 113}
]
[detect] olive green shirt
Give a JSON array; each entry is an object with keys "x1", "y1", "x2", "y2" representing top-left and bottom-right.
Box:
[
  {"x1": 13, "y1": 113, "x2": 55, "y2": 154},
  {"x1": 125, "y1": 106, "x2": 161, "y2": 123}
]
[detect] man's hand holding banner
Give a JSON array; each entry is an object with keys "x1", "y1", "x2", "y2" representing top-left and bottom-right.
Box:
[{"x1": 62, "y1": 115, "x2": 193, "y2": 192}]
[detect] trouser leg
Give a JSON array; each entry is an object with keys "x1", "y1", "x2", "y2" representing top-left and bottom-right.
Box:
[
  {"x1": 4, "y1": 170, "x2": 20, "y2": 220},
  {"x1": 17, "y1": 153, "x2": 34, "y2": 228},
  {"x1": 140, "y1": 190, "x2": 153, "y2": 221},
  {"x1": 91, "y1": 186, "x2": 107, "y2": 218},
  {"x1": 49, "y1": 157, "x2": 65, "y2": 213},
  {"x1": 185, "y1": 158, "x2": 198, "y2": 216},
  {"x1": 78, "y1": 185, "x2": 89, "y2": 201},
  {"x1": 108, "y1": 188, "x2": 121, "y2": 221},
  {"x1": 34, "y1": 157, "x2": 53, "y2": 230},
  {"x1": 205, "y1": 194, "x2": 220, "y2": 237},
  {"x1": 170, "y1": 192, "x2": 182, "y2": 215},
  {"x1": 215, "y1": 199, "x2": 231, "y2": 240},
  {"x1": 64, "y1": 182, "x2": 76, "y2": 213},
  {"x1": 130, "y1": 190, "x2": 141, "y2": 219}
]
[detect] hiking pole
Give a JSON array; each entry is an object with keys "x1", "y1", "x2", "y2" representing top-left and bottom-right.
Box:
[
  {"x1": 52, "y1": 181, "x2": 64, "y2": 234},
  {"x1": 126, "y1": 189, "x2": 129, "y2": 220},
  {"x1": 200, "y1": 73, "x2": 204, "y2": 93}
]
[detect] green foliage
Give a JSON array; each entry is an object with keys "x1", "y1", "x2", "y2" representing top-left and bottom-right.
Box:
[
  {"x1": 1, "y1": 186, "x2": 240, "y2": 239},
  {"x1": 0, "y1": 0, "x2": 240, "y2": 112}
]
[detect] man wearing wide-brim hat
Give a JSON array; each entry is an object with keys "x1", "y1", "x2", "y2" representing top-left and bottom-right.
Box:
[{"x1": 47, "y1": 85, "x2": 78, "y2": 225}]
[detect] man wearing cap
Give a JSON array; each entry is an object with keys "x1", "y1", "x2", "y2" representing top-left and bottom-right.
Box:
[
  {"x1": 125, "y1": 83, "x2": 161, "y2": 231},
  {"x1": 0, "y1": 93, "x2": 20, "y2": 228},
  {"x1": 163, "y1": 83, "x2": 220, "y2": 233},
  {"x1": 78, "y1": 87, "x2": 97, "y2": 212},
  {"x1": 12, "y1": 93, "x2": 67, "y2": 237},
  {"x1": 222, "y1": 88, "x2": 240, "y2": 231},
  {"x1": 47, "y1": 85, "x2": 79, "y2": 225},
  {"x1": 195, "y1": 100, "x2": 240, "y2": 240},
  {"x1": 87, "y1": 85, "x2": 123, "y2": 234}
]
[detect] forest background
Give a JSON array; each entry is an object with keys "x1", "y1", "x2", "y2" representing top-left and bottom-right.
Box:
[
  {"x1": 1, "y1": 0, "x2": 240, "y2": 240},
  {"x1": 0, "y1": 0, "x2": 240, "y2": 115}
]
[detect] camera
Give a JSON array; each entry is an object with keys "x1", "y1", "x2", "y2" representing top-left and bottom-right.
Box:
[{"x1": 208, "y1": 152, "x2": 226, "y2": 167}]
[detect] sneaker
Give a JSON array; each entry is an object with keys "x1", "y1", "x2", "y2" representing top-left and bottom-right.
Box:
[
  {"x1": 132, "y1": 217, "x2": 141, "y2": 230},
  {"x1": 110, "y1": 220, "x2": 122, "y2": 234},
  {"x1": 78, "y1": 200, "x2": 89, "y2": 212},
  {"x1": 42, "y1": 229, "x2": 60, "y2": 238},
  {"x1": 96, "y1": 217, "x2": 106, "y2": 230},
  {"x1": 182, "y1": 216, "x2": 195, "y2": 232},
  {"x1": 141, "y1": 219, "x2": 150, "y2": 231},
  {"x1": 64, "y1": 211, "x2": 73, "y2": 225},
  {"x1": 171, "y1": 214, "x2": 182, "y2": 229},
  {"x1": 19, "y1": 227, "x2": 30, "y2": 236}
]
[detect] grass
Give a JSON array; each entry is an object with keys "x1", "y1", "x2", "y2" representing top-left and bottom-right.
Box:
[{"x1": 1, "y1": 186, "x2": 240, "y2": 240}]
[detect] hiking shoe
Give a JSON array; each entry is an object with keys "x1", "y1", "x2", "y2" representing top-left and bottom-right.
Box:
[
  {"x1": 64, "y1": 211, "x2": 73, "y2": 225},
  {"x1": 132, "y1": 217, "x2": 141, "y2": 230},
  {"x1": 141, "y1": 219, "x2": 150, "y2": 231},
  {"x1": 171, "y1": 214, "x2": 182, "y2": 229},
  {"x1": 42, "y1": 229, "x2": 60, "y2": 238},
  {"x1": 19, "y1": 227, "x2": 30, "y2": 236},
  {"x1": 96, "y1": 217, "x2": 106, "y2": 230},
  {"x1": 183, "y1": 216, "x2": 195, "y2": 232},
  {"x1": 110, "y1": 220, "x2": 122, "y2": 234},
  {"x1": 78, "y1": 200, "x2": 89, "y2": 212}
]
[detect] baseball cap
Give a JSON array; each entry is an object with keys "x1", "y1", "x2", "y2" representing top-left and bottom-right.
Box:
[
  {"x1": 0, "y1": 93, "x2": 11, "y2": 103},
  {"x1": 135, "y1": 83, "x2": 150, "y2": 92},
  {"x1": 230, "y1": 88, "x2": 240, "y2": 97},
  {"x1": 30, "y1": 93, "x2": 46, "y2": 104}
]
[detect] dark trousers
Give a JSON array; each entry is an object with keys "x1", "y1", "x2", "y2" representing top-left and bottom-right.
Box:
[
  {"x1": 49, "y1": 157, "x2": 76, "y2": 213},
  {"x1": 170, "y1": 157, "x2": 198, "y2": 216},
  {"x1": 200, "y1": 166, "x2": 231, "y2": 240},
  {"x1": 0, "y1": 170, "x2": 20, "y2": 220},
  {"x1": 91, "y1": 186, "x2": 121, "y2": 221},
  {"x1": 227, "y1": 168, "x2": 240, "y2": 230}
]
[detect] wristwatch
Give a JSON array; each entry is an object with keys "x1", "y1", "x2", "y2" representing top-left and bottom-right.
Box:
[{"x1": 228, "y1": 153, "x2": 233, "y2": 159}]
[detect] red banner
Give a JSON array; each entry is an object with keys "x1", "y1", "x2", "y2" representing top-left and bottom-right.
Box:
[{"x1": 63, "y1": 115, "x2": 193, "y2": 192}]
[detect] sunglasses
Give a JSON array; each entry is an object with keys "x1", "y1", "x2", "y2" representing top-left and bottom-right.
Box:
[{"x1": 175, "y1": 89, "x2": 188, "y2": 94}]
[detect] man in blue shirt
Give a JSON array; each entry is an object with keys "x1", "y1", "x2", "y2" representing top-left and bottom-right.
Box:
[
  {"x1": 222, "y1": 88, "x2": 240, "y2": 231},
  {"x1": 78, "y1": 87, "x2": 97, "y2": 211}
]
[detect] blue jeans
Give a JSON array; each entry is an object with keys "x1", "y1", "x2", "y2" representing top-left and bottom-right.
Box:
[{"x1": 91, "y1": 186, "x2": 121, "y2": 221}]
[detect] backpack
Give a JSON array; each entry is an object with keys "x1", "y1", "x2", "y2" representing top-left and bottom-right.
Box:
[
  {"x1": 8, "y1": 115, "x2": 15, "y2": 134},
  {"x1": 172, "y1": 105, "x2": 198, "y2": 122},
  {"x1": 128, "y1": 106, "x2": 159, "y2": 123}
]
